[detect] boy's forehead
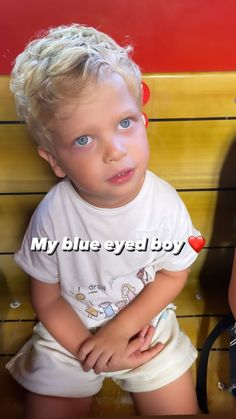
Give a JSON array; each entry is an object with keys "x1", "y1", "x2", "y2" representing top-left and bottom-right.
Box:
[
  {"x1": 53, "y1": 74, "x2": 139, "y2": 121},
  {"x1": 79, "y1": 73, "x2": 137, "y2": 104}
]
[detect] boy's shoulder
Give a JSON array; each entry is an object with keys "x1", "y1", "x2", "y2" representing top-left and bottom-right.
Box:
[
  {"x1": 146, "y1": 170, "x2": 180, "y2": 202},
  {"x1": 145, "y1": 171, "x2": 189, "y2": 223},
  {"x1": 32, "y1": 177, "x2": 71, "y2": 221}
]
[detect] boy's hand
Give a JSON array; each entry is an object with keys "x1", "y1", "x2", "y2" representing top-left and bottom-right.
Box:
[
  {"x1": 77, "y1": 323, "x2": 164, "y2": 374},
  {"x1": 102, "y1": 338, "x2": 164, "y2": 373},
  {"x1": 134, "y1": 323, "x2": 157, "y2": 351},
  {"x1": 77, "y1": 322, "x2": 131, "y2": 373},
  {"x1": 103, "y1": 323, "x2": 164, "y2": 373}
]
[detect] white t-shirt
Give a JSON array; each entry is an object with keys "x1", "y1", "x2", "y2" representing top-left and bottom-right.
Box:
[{"x1": 15, "y1": 170, "x2": 199, "y2": 328}]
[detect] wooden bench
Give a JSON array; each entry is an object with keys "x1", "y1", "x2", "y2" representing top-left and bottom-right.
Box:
[{"x1": 1, "y1": 72, "x2": 236, "y2": 417}]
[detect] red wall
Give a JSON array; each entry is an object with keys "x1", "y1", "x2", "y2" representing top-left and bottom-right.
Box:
[{"x1": 1, "y1": 0, "x2": 236, "y2": 74}]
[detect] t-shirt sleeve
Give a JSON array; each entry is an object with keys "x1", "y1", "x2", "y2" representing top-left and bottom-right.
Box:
[
  {"x1": 14, "y1": 203, "x2": 59, "y2": 283},
  {"x1": 153, "y1": 188, "x2": 201, "y2": 272}
]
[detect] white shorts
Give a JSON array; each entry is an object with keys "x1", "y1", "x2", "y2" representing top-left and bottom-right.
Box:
[{"x1": 6, "y1": 305, "x2": 197, "y2": 397}]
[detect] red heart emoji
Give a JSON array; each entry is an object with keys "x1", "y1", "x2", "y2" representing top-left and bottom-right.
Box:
[{"x1": 188, "y1": 236, "x2": 206, "y2": 253}]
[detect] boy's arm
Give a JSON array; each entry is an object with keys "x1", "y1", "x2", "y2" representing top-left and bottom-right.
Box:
[
  {"x1": 30, "y1": 276, "x2": 164, "y2": 369},
  {"x1": 30, "y1": 277, "x2": 91, "y2": 356},
  {"x1": 78, "y1": 268, "x2": 189, "y2": 372},
  {"x1": 229, "y1": 250, "x2": 236, "y2": 320},
  {"x1": 112, "y1": 268, "x2": 189, "y2": 335}
]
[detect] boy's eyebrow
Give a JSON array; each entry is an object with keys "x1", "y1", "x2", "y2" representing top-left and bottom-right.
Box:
[
  {"x1": 74, "y1": 109, "x2": 139, "y2": 133},
  {"x1": 51, "y1": 107, "x2": 140, "y2": 139},
  {"x1": 79, "y1": 110, "x2": 138, "y2": 133},
  {"x1": 118, "y1": 109, "x2": 139, "y2": 119}
]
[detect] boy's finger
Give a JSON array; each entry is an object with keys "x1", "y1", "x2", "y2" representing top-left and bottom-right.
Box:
[
  {"x1": 93, "y1": 352, "x2": 112, "y2": 374},
  {"x1": 138, "y1": 324, "x2": 149, "y2": 338},
  {"x1": 81, "y1": 347, "x2": 104, "y2": 371},
  {"x1": 126, "y1": 337, "x2": 146, "y2": 356},
  {"x1": 145, "y1": 341, "x2": 165, "y2": 357},
  {"x1": 139, "y1": 325, "x2": 155, "y2": 351},
  {"x1": 77, "y1": 340, "x2": 94, "y2": 361},
  {"x1": 133, "y1": 342, "x2": 165, "y2": 366}
]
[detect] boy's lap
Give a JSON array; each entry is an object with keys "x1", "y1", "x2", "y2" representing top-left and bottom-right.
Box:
[{"x1": 5, "y1": 308, "x2": 197, "y2": 397}]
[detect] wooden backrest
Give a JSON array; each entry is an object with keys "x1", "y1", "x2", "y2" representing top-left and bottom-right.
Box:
[{"x1": 1, "y1": 72, "x2": 236, "y2": 355}]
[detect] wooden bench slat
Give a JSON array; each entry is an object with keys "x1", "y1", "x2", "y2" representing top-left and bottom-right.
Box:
[
  {"x1": 1, "y1": 190, "x2": 235, "y2": 253},
  {"x1": 2, "y1": 73, "x2": 236, "y2": 120},
  {"x1": 0, "y1": 194, "x2": 44, "y2": 252},
  {"x1": 148, "y1": 120, "x2": 236, "y2": 189},
  {"x1": 1, "y1": 122, "x2": 236, "y2": 192},
  {"x1": 0, "y1": 249, "x2": 233, "y2": 320},
  {"x1": 143, "y1": 72, "x2": 236, "y2": 118},
  {"x1": 0, "y1": 77, "x2": 17, "y2": 120},
  {"x1": 178, "y1": 317, "x2": 230, "y2": 349},
  {"x1": 179, "y1": 190, "x2": 236, "y2": 248},
  {"x1": 0, "y1": 254, "x2": 35, "y2": 320},
  {"x1": 0, "y1": 316, "x2": 230, "y2": 355},
  {"x1": 0, "y1": 321, "x2": 35, "y2": 354},
  {"x1": 175, "y1": 247, "x2": 234, "y2": 316},
  {"x1": 0, "y1": 125, "x2": 57, "y2": 193}
]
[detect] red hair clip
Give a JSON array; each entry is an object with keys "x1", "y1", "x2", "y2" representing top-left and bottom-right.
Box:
[
  {"x1": 141, "y1": 81, "x2": 150, "y2": 128},
  {"x1": 141, "y1": 81, "x2": 150, "y2": 106}
]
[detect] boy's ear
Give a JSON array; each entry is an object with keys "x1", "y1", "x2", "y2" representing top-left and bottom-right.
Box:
[{"x1": 38, "y1": 146, "x2": 66, "y2": 178}]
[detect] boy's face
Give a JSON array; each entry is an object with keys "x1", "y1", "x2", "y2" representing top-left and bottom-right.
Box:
[{"x1": 40, "y1": 74, "x2": 150, "y2": 208}]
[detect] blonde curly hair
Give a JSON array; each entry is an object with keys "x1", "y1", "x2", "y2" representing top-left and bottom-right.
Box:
[{"x1": 10, "y1": 24, "x2": 142, "y2": 150}]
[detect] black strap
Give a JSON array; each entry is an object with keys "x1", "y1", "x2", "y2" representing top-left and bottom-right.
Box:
[{"x1": 196, "y1": 312, "x2": 235, "y2": 414}]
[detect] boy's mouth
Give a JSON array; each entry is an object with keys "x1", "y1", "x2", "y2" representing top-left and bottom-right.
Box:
[{"x1": 108, "y1": 168, "x2": 134, "y2": 184}]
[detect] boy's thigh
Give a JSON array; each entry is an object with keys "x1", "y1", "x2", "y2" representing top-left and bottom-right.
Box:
[
  {"x1": 131, "y1": 369, "x2": 199, "y2": 415},
  {"x1": 25, "y1": 391, "x2": 93, "y2": 419},
  {"x1": 111, "y1": 308, "x2": 197, "y2": 393},
  {"x1": 7, "y1": 322, "x2": 105, "y2": 398}
]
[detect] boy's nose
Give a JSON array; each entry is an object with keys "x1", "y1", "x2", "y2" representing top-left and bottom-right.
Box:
[{"x1": 103, "y1": 137, "x2": 127, "y2": 163}]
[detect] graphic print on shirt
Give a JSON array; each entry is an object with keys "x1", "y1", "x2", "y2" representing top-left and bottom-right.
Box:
[
  {"x1": 69, "y1": 268, "x2": 152, "y2": 322},
  {"x1": 70, "y1": 287, "x2": 121, "y2": 320},
  {"x1": 115, "y1": 299, "x2": 128, "y2": 311},
  {"x1": 99, "y1": 281, "x2": 138, "y2": 318},
  {"x1": 121, "y1": 283, "x2": 137, "y2": 302},
  {"x1": 136, "y1": 267, "x2": 150, "y2": 285},
  {"x1": 98, "y1": 301, "x2": 119, "y2": 318},
  {"x1": 69, "y1": 288, "x2": 102, "y2": 319},
  {"x1": 88, "y1": 284, "x2": 106, "y2": 294}
]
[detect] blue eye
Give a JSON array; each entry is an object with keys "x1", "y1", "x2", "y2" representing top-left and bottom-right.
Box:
[
  {"x1": 119, "y1": 118, "x2": 131, "y2": 129},
  {"x1": 74, "y1": 136, "x2": 92, "y2": 147}
]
